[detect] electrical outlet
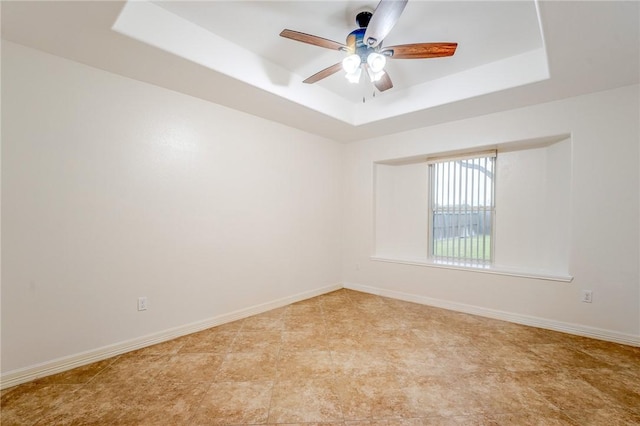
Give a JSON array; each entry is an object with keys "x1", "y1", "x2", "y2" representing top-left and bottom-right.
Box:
[
  {"x1": 138, "y1": 297, "x2": 148, "y2": 311},
  {"x1": 580, "y1": 290, "x2": 593, "y2": 303}
]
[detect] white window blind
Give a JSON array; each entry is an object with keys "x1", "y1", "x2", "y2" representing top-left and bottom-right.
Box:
[{"x1": 429, "y1": 152, "x2": 496, "y2": 266}]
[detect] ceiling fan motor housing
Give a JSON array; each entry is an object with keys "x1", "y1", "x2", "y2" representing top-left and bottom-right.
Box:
[
  {"x1": 356, "y1": 11, "x2": 373, "y2": 28},
  {"x1": 348, "y1": 28, "x2": 379, "y2": 65}
]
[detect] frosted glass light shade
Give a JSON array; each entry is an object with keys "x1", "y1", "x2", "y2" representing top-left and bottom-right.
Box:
[
  {"x1": 367, "y1": 52, "x2": 386, "y2": 73},
  {"x1": 366, "y1": 67, "x2": 385, "y2": 82},
  {"x1": 342, "y1": 54, "x2": 361, "y2": 73},
  {"x1": 345, "y1": 67, "x2": 362, "y2": 83}
]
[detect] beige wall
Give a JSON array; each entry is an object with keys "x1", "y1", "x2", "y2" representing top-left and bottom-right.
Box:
[
  {"x1": 342, "y1": 84, "x2": 639, "y2": 341},
  {"x1": 1, "y1": 42, "x2": 344, "y2": 373}
]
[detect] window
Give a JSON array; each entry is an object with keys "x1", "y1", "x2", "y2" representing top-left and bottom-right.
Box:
[
  {"x1": 373, "y1": 136, "x2": 571, "y2": 281},
  {"x1": 428, "y1": 152, "x2": 496, "y2": 266}
]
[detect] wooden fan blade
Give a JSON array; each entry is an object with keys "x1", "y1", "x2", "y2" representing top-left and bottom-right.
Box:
[
  {"x1": 363, "y1": 0, "x2": 408, "y2": 48},
  {"x1": 381, "y1": 42, "x2": 458, "y2": 59},
  {"x1": 280, "y1": 29, "x2": 347, "y2": 51},
  {"x1": 303, "y1": 62, "x2": 343, "y2": 84},
  {"x1": 374, "y1": 71, "x2": 393, "y2": 92}
]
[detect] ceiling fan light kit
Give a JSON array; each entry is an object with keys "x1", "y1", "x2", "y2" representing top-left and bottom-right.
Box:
[
  {"x1": 279, "y1": 0, "x2": 457, "y2": 93},
  {"x1": 342, "y1": 51, "x2": 386, "y2": 84}
]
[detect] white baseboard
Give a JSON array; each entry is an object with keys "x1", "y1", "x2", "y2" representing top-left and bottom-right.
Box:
[
  {"x1": 344, "y1": 282, "x2": 640, "y2": 347},
  {"x1": 0, "y1": 283, "x2": 342, "y2": 390}
]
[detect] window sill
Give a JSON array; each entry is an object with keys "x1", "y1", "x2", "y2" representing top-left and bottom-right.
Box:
[{"x1": 370, "y1": 256, "x2": 573, "y2": 282}]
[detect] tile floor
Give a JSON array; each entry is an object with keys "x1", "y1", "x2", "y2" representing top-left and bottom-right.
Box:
[{"x1": 2, "y1": 289, "x2": 640, "y2": 425}]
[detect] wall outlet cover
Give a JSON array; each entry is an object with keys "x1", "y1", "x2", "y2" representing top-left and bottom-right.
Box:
[{"x1": 137, "y1": 297, "x2": 148, "y2": 311}]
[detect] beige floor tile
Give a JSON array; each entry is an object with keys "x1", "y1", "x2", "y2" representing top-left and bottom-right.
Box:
[
  {"x1": 515, "y1": 370, "x2": 619, "y2": 411},
  {"x1": 422, "y1": 416, "x2": 499, "y2": 425},
  {"x1": 191, "y1": 381, "x2": 273, "y2": 425},
  {"x1": 216, "y1": 351, "x2": 278, "y2": 382},
  {"x1": 127, "y1": 338, "x2": 188, "y2": 356},
  {"x1": 577, "y1": 342, "x2": 640, "y2": 370},
  {"x1": 402, "y1": 375, "x2": 490, "y2": 418},
  {"x1": 325, "y1": 323, "x2": 365, "y2": 337},
  {"x1": 332, "y1": 316, "x2": 372, "y2": 331},
  {"x1": 32, "y1": 358, "x2": 117, "y2": 385},
  {"x1": 284, "y1": 315, "x2": 327, "y2": 332},
  {"x1": 270, "y1": 422, "x2": 345, "y2": 426},
  {"x1": 269, "y1": 378, "x2": 344, "y2": 423},
  {"x1": 394, "y1": 345, "x2": 487, "y2": 376},
  {"x1": 1, "y1": 383, "x2": 82, "y2": 426},
  {"x1": 276, "y1": 349, "x2": 335, "y2": 380},
  {"x1": 258, "y1": 306, "x2": 289, "y2": 318},
  {"x1": 230, "y1": 330, "x2": 282, "y2": 353},
  {"x1": 331, "y1": 349, "x2": 399, "y2": 378},
  {"x1": 91, "y1": 354, "x2": 169, "y2": 385},
  {"x1": 281, "y1": 329, "x2": 330, "y2": 351},
  {"x1": 576, "y1": 368, "x2": 640, "y2": 413},
  {"x1": 34, "y1": 381, "x2": 142, "y2": 425},
  {"x1": 526, "y1": 343, "x2": 613, "y2": 369},
  {"x1": 319, "y1": 298, "x2": 353, "y2": 310},
  {"x1": 155, "y1": 353, "x2": 225, "y2": 383},
  {"x1": 178, "y1": 330, "x2": 237, "y2": 353},
  {"x1": 563, "y1": 407, "x2": 640, "y2": 425},
  {"x1": 474, "y1": 343, "x2": 548, "y2": 372},
  {"x1": 360, "y1": 329, "x2": 427, "y2": 351},
  {"x1": 466, "y1": 372, "x2": 558, "y2": 414},
  {"x1": 287, "y1": 301, "x2": 323, "y2": 316},
  {"x1": 488, "y1": 409, "x2": 579, "y2": 425},
  {"x1": 336, "y1": 375, "x2": 416, "y2": 420},
  {"x1": 392, "y1": 347, "x2": 458, "y2": 378},
  {"x1": 495, "y1": 323, "x2": 560, "y2": 347},
  {"x1": 327, "y1": 335, "x2": 367, "y2": 352},
  {"x1": 114, "y1": 381, "x2": 209, "y2": 425},
  {"x1": 410, "y1": 325, "x2": 476, "y2": 347},
  {"x1": 209, "y1": 320, "x2": 245, "y2": 333},
  {"x1": 241, "y1": 315, "x2": 285, "y2": 332}
]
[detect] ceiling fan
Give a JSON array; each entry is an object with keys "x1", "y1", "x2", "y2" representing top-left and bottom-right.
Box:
[{"x1": 280, "y1": 0, "x2": 457, "y2": 92}]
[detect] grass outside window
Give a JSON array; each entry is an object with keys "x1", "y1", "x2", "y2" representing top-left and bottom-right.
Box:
[{"x1": 433, "y1": 235, "x2": 491, "y2": 262}]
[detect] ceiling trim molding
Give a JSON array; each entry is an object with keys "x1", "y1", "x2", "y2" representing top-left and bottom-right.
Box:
[{"x1": 113, "y1": 0, "x2": 549, "y2": 127}]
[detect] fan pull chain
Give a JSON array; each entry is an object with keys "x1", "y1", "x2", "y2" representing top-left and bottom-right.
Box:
[{"x1": 362, "y1": 91, "x2": 379, "y2": 103}]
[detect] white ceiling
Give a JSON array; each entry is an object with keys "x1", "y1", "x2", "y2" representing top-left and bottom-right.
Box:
[{"x1": 2, "y1": 1, "x2": 639, "y2": 142}]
